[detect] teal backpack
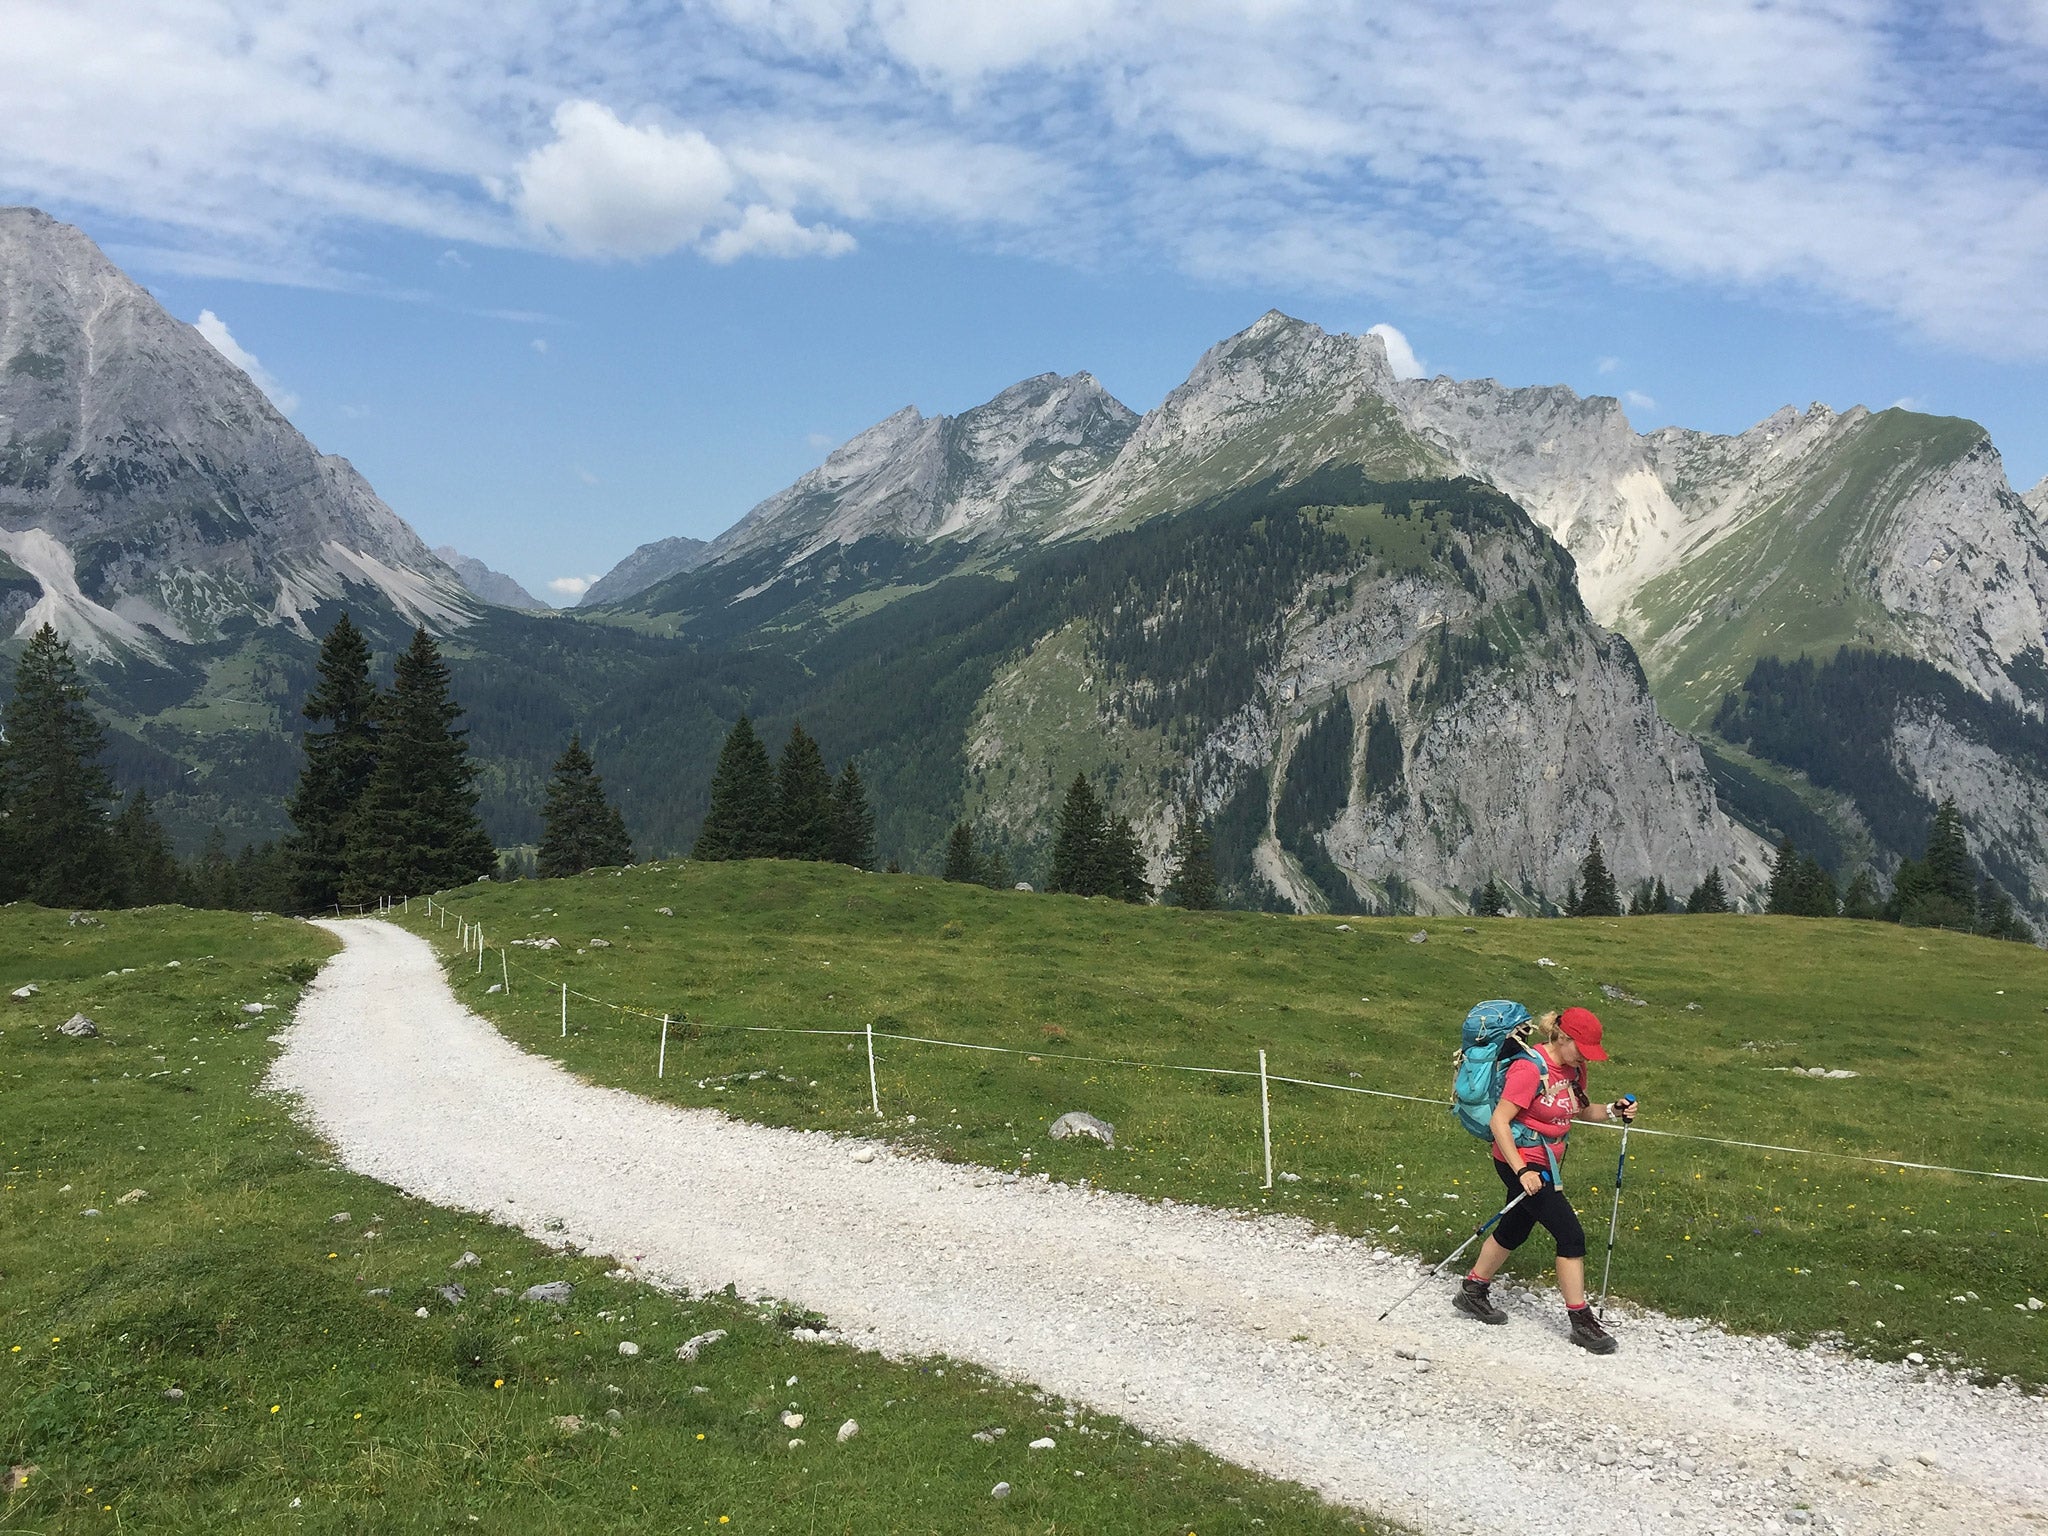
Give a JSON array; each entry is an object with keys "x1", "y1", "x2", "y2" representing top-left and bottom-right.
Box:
[{"x1": 1450, "y1": 1000, "x2": 1549, "y2": 1145}]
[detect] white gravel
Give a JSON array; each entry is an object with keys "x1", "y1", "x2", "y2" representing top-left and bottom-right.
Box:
[{"x1": 272, "y1": 920, "x2": 2048, "y2": 1535}]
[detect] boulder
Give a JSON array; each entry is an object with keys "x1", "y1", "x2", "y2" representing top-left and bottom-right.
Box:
[
  {"x1": 521, "y1": 1281, "x2": 574, "y2": 1304},
  {"x1": 676, "y1": 1329, "x2": 728, "y2": 1362},
  {"x1": 9, "y1": 984, "x2": 38, "y2": 1000},
  {"x1": 588, "y1": 937, "x2": 613, "y2": 949},
  {"x1": 57, "y1": 1014, "x2": 98, "y2": 1038},
  {"x1": 1408, "y1": 930, "x2": 1428, "y2": 944},
  {"x1": 1049, "y1": 1111, "x2": 1116, "y2": 1148}
]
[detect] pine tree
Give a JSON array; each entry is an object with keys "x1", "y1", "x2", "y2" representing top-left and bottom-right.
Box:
[
  {"x1": 1101, "y1": 815, "x2": 1150, "y2": 903},
  {"x1": 286, "y1": 613, "x2": 381, "y2": 913},
  {"x1": 826, "y1": 764, "x2": 876, "y2": 869},
  {"x1": 1652, "y1": 877, "x2": 1672, "y2": 914},
  {"x1": 192, "y1": 826, "x2": 239, "y2": 909},
  {"x1": 0, "y1": 624, "x2": 117, "y2": 907},
  {"x1": 1473, "y1": 875, "x2": 1510, "y2": 917},
  {"x1": 537, "y1": 733, "x2": 633, "y2": 878},
  {"x1": 1561, "y1": 880, "x2": 1579, "y2": 917},
  {"x1": 1164, "y1": 799, "x2": 1218, "y2": 910},
  {"x1": 113, "y1": 790, "x2": 183, "y2": 906},
  {"x1": 1766, "y1": 838, "x2": 1805, "y2": 915},
  {"x1": 775, "y1": 723, "x2": 835, "y2": 860},
  {"x1": 341, "y1": 628, "x2": 495, "y2": 903},
  {"x1": 1626, "y1": 878, "x2": 1657, "y2": 916},
  {"x1": 1839, "y1": 868, "x2": 1883, "y2": 920},
  {"x1": 979, "y1": 842, "x2": 1013, "y2": 891},
  {"x1": 1572, "y1": 836, "x2": 1620, "y2": 917},
  {"x1": 1893, "y1": 799, "x2": 1977, "y2": 929},
  {"x1": 1975, "y1": 878, "x2": 2035, "y2": 943},
  {"x1": 1798, "y1": 853, "x2": 1838, "y2": 917},
  {"x1": 694, "y1": 715, "x2": 778, "y2": 860},
  {"x1": 1685, "y1": 867, "x2": 1731, "y2": 914},
  {"x1": 942, "y1": 821, "x2": 982, "y2": 883},
  {"x1": 1048, "y1": 774, "x2": 1107, "y2": 895}
]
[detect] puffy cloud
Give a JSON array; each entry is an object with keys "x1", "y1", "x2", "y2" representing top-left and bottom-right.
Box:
[
  {"x1": 703, "y1": 204, "x2": 854, "y2": 262},
  {"x1": 514, "y1": 101, "x2": 738, "y2": 259},
  {"x1": 548, "y1": 574, "x2": 599, "y2": 598},
  {"x1": 192, "y1": 310, "x2": 299, "y2": 413},
  {"x1": 1625, "y1": 390, "x2": 1657, "y2": 413},
  {"x1": 1595, "y1": 356, "x2": 1620, "y2": 374},
  {"x1": 531, "y1": 337, "x2": 549, "y2": 353},
  {"x1": 1367, "y1": 322, "x2": 1426, "y2": 381}
]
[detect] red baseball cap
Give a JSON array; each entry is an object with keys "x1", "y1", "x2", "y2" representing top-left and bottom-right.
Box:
[{"x1": 1558, "y1": 1006, "x2": 1608, "y2": 1061}]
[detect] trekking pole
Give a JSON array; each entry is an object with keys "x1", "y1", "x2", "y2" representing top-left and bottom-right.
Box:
[
  {"x1": 1596, "y1": 1096, "x2": 1637, "y2": 1320},
  {"x1": 1378, "y1": 1188, "x2": 1533, "y2": 1322}
]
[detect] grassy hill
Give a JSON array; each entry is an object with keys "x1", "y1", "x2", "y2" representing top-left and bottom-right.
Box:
[
  {"x1": 404, "y1": 861, "x2": 2048, "y2": 1387},
  {"x1": 0, "y1": 905, "x2": 1378, "y2": 1534}
]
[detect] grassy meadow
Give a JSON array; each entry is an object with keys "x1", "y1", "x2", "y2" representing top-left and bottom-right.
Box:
[
  {"x1": 0, "y1": 903, "x2": 1389, "y2": 1535},
  {"x1": 401, "y1": 861, "x2": 2048, "y2": 1386}
]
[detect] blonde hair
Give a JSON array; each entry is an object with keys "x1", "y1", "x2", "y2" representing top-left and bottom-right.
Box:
[{"x1": 1522, "y1": 1011, "x2": 1564, "y2": 1047}]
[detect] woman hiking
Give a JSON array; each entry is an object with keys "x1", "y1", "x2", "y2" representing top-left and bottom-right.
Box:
[{"x1": 1452, "y1": 1005, "x2": 1638, "y2": 1353}]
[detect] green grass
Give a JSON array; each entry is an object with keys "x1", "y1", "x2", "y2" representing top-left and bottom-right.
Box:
[
  {"x1": 406, "y1": 861, "x2": 2048, "y2": 1387},
  {"x1": 0, "y1": 903, "x2": 1393, "y2": 1535}
]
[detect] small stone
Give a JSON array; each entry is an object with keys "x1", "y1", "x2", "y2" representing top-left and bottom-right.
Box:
[
  {"x1": 850, "y1": 1147, "x2": 876, "y2": 1164},
  {"x1": 493, "y1": 1287, "x2": 512, "y2": 1297},
  {"x1": 1914, "y1": 1451, "x2": 1939, "y2": 1468},
  {"x1": 2028, "y1": 1297, "x2": 2044, "y2": 1310},
  {"x1": 452, "y1": 1251, "x2": 479, "y2": 1269},
  {"x1": 1029, "y1": 1437, "x2": 1056, "y2": 1450},
  {"x1": 676, "y1": 1329, "x2": 727, "y2": 1362},
  {"x1": 330, "y1": 1212, "x2": 351, "y2": 1224},
  {"x1": 588, "y1": 937, "x2": 612, "y2": 949},
  {"x1": 781, "y1": 1411, "x2": 804, "y2": 1428},
  {"x1": 1596, "y1": 1449, "x2": 1618, "y2": 1466},
  {"x1": 117, "y1": 1188, "x2": 147, "y2": 1204},
  {"x1": 1334, "y1": 923, "x2": 1352, "y2": 932},
  {"x1": 1787, "y1": 1512, "x2": 1811, "y2": 1527},
  {"x1": 9, "y1": 984, "x2": 38, "y2": 1000},
  {"x1": 1278, "y1": 1170, "x2": 1301, "y2": 1183},
  {"x1": 787, "y1": 1437, "x2": 805, "y2": 1449},
  {"x1": 162, "y1": 1387, "x2": 185, "y2": 1401},
  {"x1": 1906, "y1": 1351, "x2": 1925, "y2": 1364},
  {"x1": 1413, "y1": 1360, "x2": 1432, "y2": 1374},
  {"x1": 438, "y1": 1284, "x2": 467, "y2": 1304},
  {"x1": 553, "y1": 1415, "x2": 584, "y2": 1435},
  {"x1": 365, "y1": 1287, "x2": 392, "y2": 1298},
  {"x1": 81, "y1": 1208, "x2": 102, "y2": 1217},
  {"x1": 414, "y1": 1307, "x2": 430, "y2": 1318},
  {"x1": 1408, "y1": 930, "x2": 1428, "y2": 944},
  {"x1": 657, "y1": 907, "x2": 674, "y2": 916},
  {"x1": 1048, "y1": 1111, "x2": 1116, "y2": 1148},
  {"x1": 618, "y1": 1341, "x2": 640, "y2": 1357},
  {"x1": 1536, "y1": 957, "x2": 1557, "y2": 968},
  {"x1": 991, "y1": 1482, "x2": 1011, "y2": 1500},
  {"x1": 241, "y1": 1002, "x2": 266, "y2": 1015},
  {"x1": 972, "y1": 1430, "x2": 997, "y2": 1444},
  {"x1": 58, "y1": 1013, "x2": 98, "y2": 1038},
  {"x1": 486, "y1": 983, "x2": 502, "y2": 994},
  {"x1": 837, "y1": 1419, "x2": 859, "y2": 1443},
  {"x1": 521, "y1": 1281, "x2": 573, "y2": 1304}
]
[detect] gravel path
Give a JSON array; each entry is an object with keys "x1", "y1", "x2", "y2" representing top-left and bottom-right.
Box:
[{"x1": 271, "y1": 920, "x2": 2048, "y2": 1535}]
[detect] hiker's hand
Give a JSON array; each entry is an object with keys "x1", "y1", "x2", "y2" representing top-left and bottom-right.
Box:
[
  {"x1": 1609, "y1": 1098, "x2": 1638, "y2": 1124},
  {"x1": 1517, "y1": 1167, "x2": 1545, "y2": 1196}
]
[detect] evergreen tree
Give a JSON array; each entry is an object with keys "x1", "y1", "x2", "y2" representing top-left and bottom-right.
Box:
[
  {"x1": 1164, "y1": 799, "x2": 1219, "y2": 910},
  {"x1": 1571, "y1": 836, "x2": 1621, "y2": 917},
  {"x1": 1839, "y1": 867, "x2": 1883, "y2": 920},
  {"x1": 1893, "y1": 798, "x2": 1978, "y2": 929},
  {"x1": 1652, "y1": 877, "x2": 1672, "y2": 914},
  {"x1": 775, "y1": 723, "x2": 835, "y2": 860},
  {"x1": 536, "y1": 733, "x2": 633, "y2": 878},
  {"x1": 113, "y1": 790, "x2": 183, "y2": 906},
  {"x1": 1561, "y1": 879, "x2": 1579, "y2": 917},
  {"x1": 286, "y1": 613, "x2": 380, "y2": 913},
  {"x1": 1101, "y1": 815, "x2": 1151, "y2": 903},
  {"x1": 1975, "y1": 879, "x2": 2035, "y2": 943},
  {"x1": 192, "y1": 826, "x2": 239, "y2": 909},
  {"x1": 1473, "y1": 875, "x2": 1511, "y2": 917},
  {"x1": 1626, "y1": 878, "x2": 1658, "y2": 916},
  {"x1": 0, "y1": 624, "x2": 117, "y2": 907},
  {"x1": 826, "y1": 764, "x2": 876, "y2": 870},
  {"x1": 1048, "y1": 773, "x2": 1108, "y2": 895},
  {"x1": 233, "y1": 840, "x2": 295, "y2": 913},
  {"x1": 1685, "y1": 867, "x2": 1731, "y2": 914},
  {"x1": 942, "y1": 821, "x2": 982, "y2": 883},
  {"x1": 341, "y1": 628, "x2": 495, "y2": 903},
  {"x1": 694, "y1": 715, "x2": 778, "y2": 861}
]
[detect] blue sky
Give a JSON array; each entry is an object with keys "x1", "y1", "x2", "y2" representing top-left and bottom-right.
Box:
[{"x1": 8, "y1": 1, "x2": 2048, "y2": 602}]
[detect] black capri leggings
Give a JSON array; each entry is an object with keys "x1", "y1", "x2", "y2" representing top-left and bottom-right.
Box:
[{"x1": 1491, "y1": 1155, "x2": 1587, "y2": 1260}]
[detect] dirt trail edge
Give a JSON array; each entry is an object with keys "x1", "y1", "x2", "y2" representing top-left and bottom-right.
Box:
[{"x1": 272, "y1": 920, "x2": 2047, "y2": 1536}]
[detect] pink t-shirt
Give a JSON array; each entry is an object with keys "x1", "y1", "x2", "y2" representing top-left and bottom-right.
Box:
[{"x1": 1489, "y1": 1045, "x2": 1587, "y2": 1167}]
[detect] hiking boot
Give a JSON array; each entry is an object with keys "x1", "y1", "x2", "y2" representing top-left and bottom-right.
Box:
[
  {"x1": 1568, "y1": 1308, "x2": 1619, "y2": 1354},
  {"x1": 1453, "y1": 1277, "x2": 1508, "y2": 1324}
]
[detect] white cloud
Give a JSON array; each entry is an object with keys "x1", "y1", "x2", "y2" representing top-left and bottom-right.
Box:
[
  {"x1": 10, "y1": 3, "x2": 2048, "y2": 352},
  {"x1": 1890, "y1": 395, "x2": 1925, "y2": 412},
  {"x1": 1625, "y1": 390, "x2": 1657, "y2": 413},
  {"x1": 548, "y1": 574, "x2": 600, "y2": 598},
  {"x1": 439, "y1": 248, "x2": 470, "y2": 268},
  {"x1": 514, "y1": 101, "x2": 737, "y2": 259},
  {"x1": 1367, "y1": 322, "x2": 1426, "y2": 381},
  {"x1": 1595, "y1": 356, "x2": 1620, "y2": 374},
  {"x1": 192, "y1": 309, "x2": 299, "y2": 413},
  {"x1": 531, "y1": 337, "x2": 549, "y2": 353}
]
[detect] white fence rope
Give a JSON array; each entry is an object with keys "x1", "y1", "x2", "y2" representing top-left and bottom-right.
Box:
[{"x1": 394, "y1": 897, "x2": 2048, "y2": 1189}]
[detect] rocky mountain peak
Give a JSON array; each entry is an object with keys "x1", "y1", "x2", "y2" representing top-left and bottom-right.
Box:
[{"x1": 1, "y1": 207, "x2": 466, "y2": 658}]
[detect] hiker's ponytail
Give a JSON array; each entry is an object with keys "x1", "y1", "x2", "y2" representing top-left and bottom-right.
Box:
[{"x1": 1522, "y1": 1011, "x2": 1564, "y2": 1047}]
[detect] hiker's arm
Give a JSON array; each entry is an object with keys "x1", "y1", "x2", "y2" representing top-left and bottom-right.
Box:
[{"x1": 1489, "y1": 1099, "x2": 1542, "y2": 1194}]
